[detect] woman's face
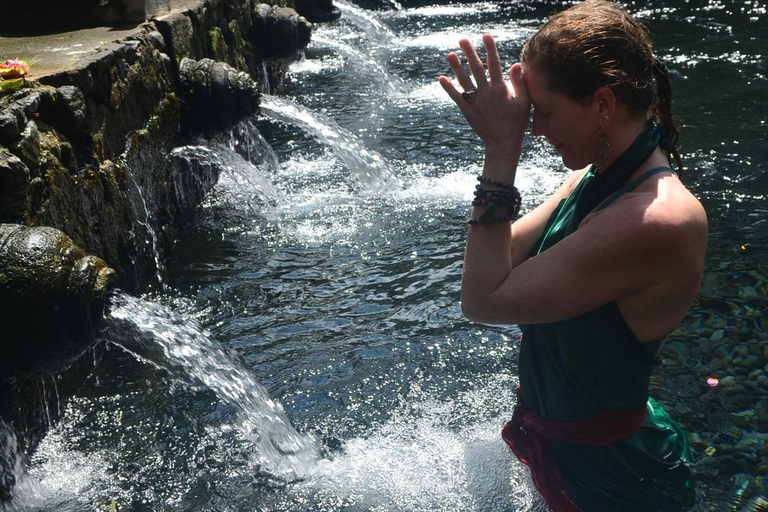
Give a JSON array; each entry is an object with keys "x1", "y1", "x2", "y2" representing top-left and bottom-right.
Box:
[{"x1": 522, "y1": 64, "x2": 599, "y2": 170}]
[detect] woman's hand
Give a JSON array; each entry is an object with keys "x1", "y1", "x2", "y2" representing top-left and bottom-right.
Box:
[{"x1": 439, "y1": 34, "x2": 531, "y2": 155}]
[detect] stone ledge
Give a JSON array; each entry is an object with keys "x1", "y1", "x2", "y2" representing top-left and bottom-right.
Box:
[{"x1": 0, "y1": 0, "x2": 312, "y2": 292}]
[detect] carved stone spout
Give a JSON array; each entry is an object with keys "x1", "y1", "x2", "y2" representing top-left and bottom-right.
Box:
[{"x1": 0, "y1": 224, "x2": 116, "y2": 375}]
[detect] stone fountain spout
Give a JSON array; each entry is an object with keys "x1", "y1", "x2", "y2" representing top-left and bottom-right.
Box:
[{"x1": 0, "y1": 224, "x2": 116, "y2": 375}]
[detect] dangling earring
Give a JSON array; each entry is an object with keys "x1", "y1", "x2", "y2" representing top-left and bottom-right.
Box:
[{"x1": 595, "y1": 116, "x2": 611, "y2": 169}]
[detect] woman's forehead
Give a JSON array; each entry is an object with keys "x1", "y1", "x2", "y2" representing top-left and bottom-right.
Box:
[{"x1": 520, "y1": 64, "x2": 552, "y2": 102}]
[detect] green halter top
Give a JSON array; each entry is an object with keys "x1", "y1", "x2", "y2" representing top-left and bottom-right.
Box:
[{"x1": 519, "y1": 123, "x2": 695, "y2": 512}]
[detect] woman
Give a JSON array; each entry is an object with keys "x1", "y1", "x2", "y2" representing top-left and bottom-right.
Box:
[{"x1": 439, "y1": 1, "x2": 708, "y2": 511}]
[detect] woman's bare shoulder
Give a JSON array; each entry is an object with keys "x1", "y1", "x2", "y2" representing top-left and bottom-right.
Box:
[{"x1": 592, "y1": 173, "x2": 708, "y2": 263}]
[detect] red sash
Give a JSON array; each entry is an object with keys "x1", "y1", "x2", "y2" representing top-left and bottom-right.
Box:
[{"x1": 502, "y1": 386, "x2": 647, "y2": 512}]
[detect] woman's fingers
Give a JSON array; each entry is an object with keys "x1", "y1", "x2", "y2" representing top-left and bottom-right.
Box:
[
  {"x1": 459, "y1": 38, "x2": 488, "y2": 89},
  {"x1": 443, "y1": 35, "x2": 505, "y2": 97},
  {"x1": 446, "y1": 51, "x2": 476, "y2": 93},
  {"x1": 483, "y1": 34, "x2": 504, "y2": 85},
  {"x1": 438, "y1": 75, "x2": 464, "y2": 105}
]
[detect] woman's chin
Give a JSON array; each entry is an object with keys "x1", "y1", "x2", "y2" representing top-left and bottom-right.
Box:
[{"x1": 559, "y1": 154, "x2": 589, "y2": 171}]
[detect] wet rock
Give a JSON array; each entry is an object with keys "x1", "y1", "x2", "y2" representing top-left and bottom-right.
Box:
[
  {"x1": 54, "y1": 86, "x2": 87, "y2": 139},
  {"x1": 755, "y1": 400, "x2": 768, "y2": 427},
  {"x1": 734, "y1": 344, "x2": 750, "y2": 357},
  {"x1": 694, "y1": 454, "x2": 720, "y2": 471},
  {"x1": 0, "y1": 224, "x2": 116, "y2": 374},
  {"x1": 706, "y1": 409, "x2": 743, "y2": 440},
  {"x1": 250, "y1": 4, "x2": 312, "y2": 59},
  {"x1": 0, "y1": 111, "x2": 19, "y2": 146},
  {"x1": 177, "y1": 58, "x2": 260, "y2": 134},
  {"x1": 0, "y1": 152, "x2": 30, "y2": 224},
  {"x1": 123, "y1": 40, "x2": 141, "y2": 65},
  {"x1": 146, "y1": 30, "x2": 166, "y2": 51},
  {"x1": 11, "y1": 121, "x2": 41, "y2": 175},
  {"x1": 12, "y1": 92, "x2": 43, "y2": 120},
  {"x1": 293, "y1": 0, "x2": 342, "y2": 23},
  {"x1": 154, "y1": 12, "x2": 195, "y2": 70}
]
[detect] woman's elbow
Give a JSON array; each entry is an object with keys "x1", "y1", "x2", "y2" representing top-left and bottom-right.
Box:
[
  {"x1": 460, "y1": 299, "x2": 480, "y2": 322},
  {"x1": 460, "y1": 296, "x2": 496, "y2": 323}
]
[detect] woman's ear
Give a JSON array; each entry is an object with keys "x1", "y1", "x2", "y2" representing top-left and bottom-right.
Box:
[{"x1": 592, "y1": 87, "x2": 616, "y2": 121}]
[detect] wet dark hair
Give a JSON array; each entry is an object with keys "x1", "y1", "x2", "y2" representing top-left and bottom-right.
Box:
[{"x1": 520, "y1": 0, "x2": 683, "y2": 172}]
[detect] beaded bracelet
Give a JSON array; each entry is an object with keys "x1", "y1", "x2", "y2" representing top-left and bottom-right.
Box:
[
  {"x1": 473, "y1": 187, "x2": 521, "y2": 209},
  {"x1": 468, "y1": 176, "x2": 522, "y2": 224},
  {"x1": 477, "y1": 176, "x2": 517, "y2": 192},
  {"x1": 474, "y1": 185, "x2": 518, "y2": 198}
]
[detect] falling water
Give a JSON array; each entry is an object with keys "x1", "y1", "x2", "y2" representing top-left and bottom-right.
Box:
[
  {"x1": 0, "y1": 421, "x2": 23, "y2": 502},
  {"x1": 308, "y1": 34, "x2": 405, "y2": 94},
  {"x1": 170, "y1": 142, "x2": 282, "y2": 219},
  {"x1": 124, "y1": 167, "x2": 166, "y2": 289},
  {"x1": 105, "y1": 292, "x2": 319, "y2": 480},
  {"x1": 259, "y1": 94, "x2": 401, "y2": 191},
  {"x1": 333, "y1": 0, "x2": 399, "y2": 44},
  {"x1": 216, "y1": 118, "x2": 281, "y2": 170}
]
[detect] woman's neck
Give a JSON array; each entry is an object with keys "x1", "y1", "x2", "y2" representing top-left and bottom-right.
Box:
[{"x1": 595, "y1": 116, "x2": 648, "y2": 174}]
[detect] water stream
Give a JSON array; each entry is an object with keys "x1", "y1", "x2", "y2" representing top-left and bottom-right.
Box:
[{"x1": 4, "y1": 0, "x2": 767, "y2": 510}]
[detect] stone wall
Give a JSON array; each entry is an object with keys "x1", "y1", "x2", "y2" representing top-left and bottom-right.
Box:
[
  {"x1": 0, "y1": 0, "x2": 313, "y2": 498},
  {"x1": 1, "y1": 0, "x2": 311, "y2": 293}
]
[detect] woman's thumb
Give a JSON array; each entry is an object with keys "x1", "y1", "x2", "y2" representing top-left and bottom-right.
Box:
[{"x1": 509, "y1": 63, "x2": 528, "y2": 101}]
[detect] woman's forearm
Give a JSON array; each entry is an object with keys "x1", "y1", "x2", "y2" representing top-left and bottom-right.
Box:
[{"x1": 460, "y1": 143, "x2": 522, "y2": 320}]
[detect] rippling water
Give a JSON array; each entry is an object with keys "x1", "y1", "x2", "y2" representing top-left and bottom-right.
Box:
[{"x1": 4, "y1": 0, "x2": 767, "y2": 510}]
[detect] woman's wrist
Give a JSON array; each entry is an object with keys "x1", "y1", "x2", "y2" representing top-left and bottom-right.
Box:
[{"x1": 482, "y1": 144, "x2": 521, "y2": 184}]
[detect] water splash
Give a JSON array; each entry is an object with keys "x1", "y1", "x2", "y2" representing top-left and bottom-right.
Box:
[
  {"x1": 0, "y1": 420, "x2": 24, "y2": 502},
  {"x1": 309, "y1": 34, "x2": 405, "y2": 94},
  {"x1": 334, "y1": 0, "x2": 399, "y2": 44},
  {"x1": 259, "y1": 94, "x2": 401, "y2": 192},
  {"x1": 265, "y1": 375, "x2": 543, "y2": 512},
  {"x1": 170, "y1": 141, "x2": 282, "y2": 219},
  {"x1": 217, "y1": 119, "x2": 281, "y2": 170},
  {"x1": 105, "y1": 292, "x2": 319, "y2": 480}
]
